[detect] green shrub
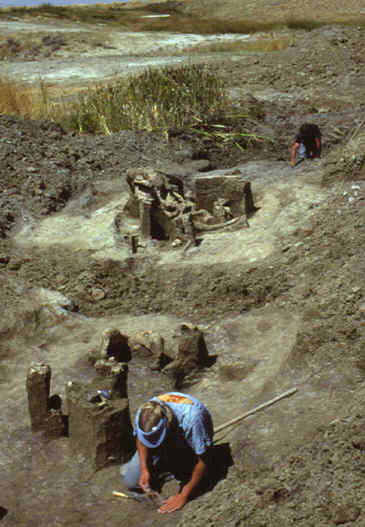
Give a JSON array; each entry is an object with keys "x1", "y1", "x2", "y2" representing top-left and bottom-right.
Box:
[{"x1": 285, "y1": 17, "x2": 325, "y2": 31}]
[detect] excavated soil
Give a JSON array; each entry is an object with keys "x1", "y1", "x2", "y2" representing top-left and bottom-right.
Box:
[{"x1": 0, "y1": 6, "x2": 365, "y2": 527}]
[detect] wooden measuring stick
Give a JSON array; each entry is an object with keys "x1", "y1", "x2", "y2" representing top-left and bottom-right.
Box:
[{"x1": 213, "y1": 387, "x2": 297, "y2": 435}]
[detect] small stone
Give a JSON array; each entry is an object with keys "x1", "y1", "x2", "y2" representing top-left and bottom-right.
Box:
[
  {"x1": 8, "y1": 257, "x2": 22, "y2": 270},
  {"x1": 172, "y1": 238, "x2": 183, "y2": 247},
  {"x1": 0, "y1": 253, "x2": 9, "y2": 264},
  {"x1": 352, "y1": 436, "x2": 365, "y2": 450},
  {"x1": 332, "y1": 504, "x2": 360, "y2": 524},
  {"x1": 91, "y1": 287, "x2": 106, "y2": 301},
  {"x1": 55, "y1": 273, "x2": 67, "y2": 285}
]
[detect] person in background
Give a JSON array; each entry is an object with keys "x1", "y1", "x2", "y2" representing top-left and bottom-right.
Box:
[
  {"x1": 121, "y1": 392, "x2": 213, "y2": 514},
  {"x1": 290, "y1": 123, "x2": 321, "y2": 167}
]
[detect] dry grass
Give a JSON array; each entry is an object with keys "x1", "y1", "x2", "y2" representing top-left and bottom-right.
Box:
[
  {"x1": 0, "y1": 66, "x2": 270, "y2": 156},
  {"x1": 0, "y1": 76, "x2": 57, "y2": 119},
  {"x1": 0, "y1": 77, "x2": 34, "y2": 116},
  {"x1": 187, "y1": 35, "x2": 293, "y2": 55},
  {"x1": 0, "y1": 33, "x2": 66, "y2": 60}
]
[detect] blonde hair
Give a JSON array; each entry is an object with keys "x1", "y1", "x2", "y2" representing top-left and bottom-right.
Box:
[{"x1": 139, "y1": 401, "x2": 173, "y2": 432}]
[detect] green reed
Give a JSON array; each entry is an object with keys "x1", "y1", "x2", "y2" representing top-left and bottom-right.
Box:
[{"x1": 64, "y1": 64, "x2": 228, "y2": 135}]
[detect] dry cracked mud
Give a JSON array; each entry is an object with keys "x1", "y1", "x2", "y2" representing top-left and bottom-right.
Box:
[{"x1": 0, "y1": 5, "x2": 365, "y2": 527}]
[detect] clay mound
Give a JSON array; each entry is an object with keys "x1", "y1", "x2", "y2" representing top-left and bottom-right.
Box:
[{"x1": 180, "y1": 412, "x2": 365, "y2": 527}]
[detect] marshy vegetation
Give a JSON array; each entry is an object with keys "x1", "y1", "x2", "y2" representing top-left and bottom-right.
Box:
[
  {"x1": 65, "y1": 64, "x2": 227, "y2": 135},
  {"x1": 0, "y1": 64, "x2": 270, "y2": 151},
  {"x1": 0, "y1": 75, "x2": 51, "y2": 118}
]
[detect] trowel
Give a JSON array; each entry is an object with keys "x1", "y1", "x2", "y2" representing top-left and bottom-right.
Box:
[{"x1": 113, "y1": 490, "x2": 164, "y2": 507}]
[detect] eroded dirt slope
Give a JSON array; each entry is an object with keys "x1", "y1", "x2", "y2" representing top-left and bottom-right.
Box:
[{"x1": 180, "y1": 0, "x2": 365, "y2": 22}]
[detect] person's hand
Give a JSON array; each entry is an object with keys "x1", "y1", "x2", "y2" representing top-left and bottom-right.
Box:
[
  {"x1": 138, "y1": 468, "x2": 150, "y2": 492},
  {"x1": 158, "y1": 493, "x2": 188, "y2": 514}
]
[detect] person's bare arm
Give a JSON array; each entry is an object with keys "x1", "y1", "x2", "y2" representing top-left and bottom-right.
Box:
[
  {"x1": 290, "y1": 142, "x2": 299, "y2": 167},
  {"x1": 315, "y1": 137, "x2": 321, "y2": 157},
  {"x1": 158, "y1": 455, "x2": 207, "y2": 514},
  {"x1": 136, "y1": 438, "x2": 150, "y2": 491}
]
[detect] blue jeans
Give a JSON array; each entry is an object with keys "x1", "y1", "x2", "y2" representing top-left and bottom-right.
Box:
[
  {"x1": 121, "y1": 450, "x2": 150, "y2": 490},
  {"x1": 121, "y1": 447, "x2": 197, "y2": 490},
  {"x1": 298, "y1": 143, "x2": 307, "y2": 160}
]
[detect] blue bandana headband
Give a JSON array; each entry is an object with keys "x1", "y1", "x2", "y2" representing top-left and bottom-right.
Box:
[{"x1": 136, "y1": 403, "x2": 168, "y2": 449}]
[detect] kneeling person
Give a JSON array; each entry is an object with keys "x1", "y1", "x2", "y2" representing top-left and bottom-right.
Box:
[
  {"x1": 121, "y1": 392, "x2": 213, "y2": 513},
  {"x1": 291, "y1": 123, "x2": 321, "y2": 167}
]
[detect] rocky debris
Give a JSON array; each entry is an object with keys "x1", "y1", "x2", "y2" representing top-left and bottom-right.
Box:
[
  {"x1": 332, "y1": 504, "x2": 361, "y2": 525},
  {"x1": 324, "y1": 130, "x2": 365, "y2": 185},
  {"x1": 180, "y1": 413, "x2": 365, "y2": 527},
  {"x1": 36, "y1": 287, "x2": 75, "y2": 314}
]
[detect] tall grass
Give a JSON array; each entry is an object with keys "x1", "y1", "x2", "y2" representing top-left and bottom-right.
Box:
[
  {"x1": 188, "y1": 35, "x2": 293, "y2": 54},
  {"x1": 0, "y1": 75, "x2": 55, "y2": 118},
  {"x1": 64, "y1": 64, "x2": 228, "y2": 135},
  {"x1": 0, "y1": 76, "x2": 34, "y2": 115},
  {"x1": 0, "y1": 67, "x2": 273, "y2": 151}
]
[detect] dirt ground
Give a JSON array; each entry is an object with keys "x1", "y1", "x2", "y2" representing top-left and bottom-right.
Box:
[
  {"x1": 0, "y1": 4, "x2": 365, "y2": 527},
  {"x1": 180, "y1": 0, "x2": 365, "y2": 22}
]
